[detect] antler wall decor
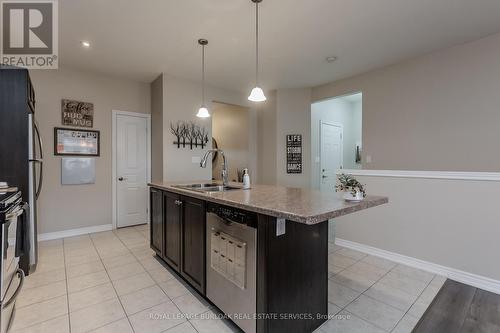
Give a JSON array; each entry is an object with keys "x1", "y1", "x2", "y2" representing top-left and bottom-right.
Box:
[{"x1": 170, "y1": 121, "x2": 209, "y2": 149}]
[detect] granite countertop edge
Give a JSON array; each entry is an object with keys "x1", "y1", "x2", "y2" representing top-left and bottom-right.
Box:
[{"x1": 148, "y1": 182, "x2": 388, "y2": 225}]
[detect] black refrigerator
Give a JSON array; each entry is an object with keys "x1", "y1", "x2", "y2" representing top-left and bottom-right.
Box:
[{"x1": 0, "y1": 65, "x2": 42, "y2": 275}]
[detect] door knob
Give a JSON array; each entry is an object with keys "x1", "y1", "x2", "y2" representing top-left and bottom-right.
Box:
[
  {"x1": 118, "y1": 177, "x2": 126, "y2": 181},
  {"x1": 322, "y1": 175, "x2": 328, "y2": 178}
]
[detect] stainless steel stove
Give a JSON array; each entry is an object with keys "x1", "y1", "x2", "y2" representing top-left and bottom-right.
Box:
[{"x1": 0, "y1": 183, "x2": 28, "y2": 333}]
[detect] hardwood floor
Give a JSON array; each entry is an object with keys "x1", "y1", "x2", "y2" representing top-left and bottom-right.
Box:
[{"x1": 414, "y1": 280, "x2": 500, "y2": 333}]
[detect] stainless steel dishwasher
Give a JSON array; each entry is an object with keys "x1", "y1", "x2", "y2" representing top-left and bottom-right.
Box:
[{"x1": 206, "y1": 203, "x2": 257, "y2": 333}]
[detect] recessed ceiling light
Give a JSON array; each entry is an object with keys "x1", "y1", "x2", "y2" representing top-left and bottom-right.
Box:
[
  {"x1": 326, "y1": 56, "x2": 337, "y2": 63},
  {"x1": 81, "y1": 41, "x2": 91, "y2": 48}
]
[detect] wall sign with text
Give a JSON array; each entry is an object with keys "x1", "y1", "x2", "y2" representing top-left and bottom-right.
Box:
[
  {"x1": 54, "y1": 127, "x2": 100, "y2": 156},
  {"x1": 62, "y1": 99, "x2": 94, "y2": 128},
  {"x1": 286, "y1": 134, "x2": 302, "y2": 174}
]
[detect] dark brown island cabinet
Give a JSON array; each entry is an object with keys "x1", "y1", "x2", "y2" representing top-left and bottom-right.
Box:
[
  {"x1": 150, "y1": 188, "x2": 206, "y2": 294},
  {"x1": 149, "y1": 188, "x2": 329, "y2": 333}
]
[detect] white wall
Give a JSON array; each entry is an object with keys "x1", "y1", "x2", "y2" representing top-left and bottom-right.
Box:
[
  {"x1": 30, "y1": 67, "x2": 150, "y2": 234},
  {"x1": 311, "y1": 96, "x2": 362, "y2": 188},
  {"x1": 352, "y1": 100, "x2": 362, "y2": 163},
  {"x1": 161, "y1": 74, "x2": 254, "y2": 182}
]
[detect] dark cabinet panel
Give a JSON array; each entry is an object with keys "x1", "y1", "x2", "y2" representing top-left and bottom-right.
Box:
[
  {"x1": 164, "y1": 191, "x2": 181, "y2": 272},
  {"x1": 150, "y1": 188, "x2": 163, "y2": 256},
  {"x1": 257, "y1": 216, "x2": 328, "y2": 333},
  {"x1": 180, "y1": 196, "x2": 206, "y2": 294}
]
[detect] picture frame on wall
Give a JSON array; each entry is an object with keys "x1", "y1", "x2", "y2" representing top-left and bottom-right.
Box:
[
  {"x1": 54, "y1": 127, "x2": 100, "y2": 156},
  {"x1": 286, "y1": 134, "x2": 302, "y2": 174},
  {"x1": 61, "y1": 99, "x2": 94, "y2": 128}
]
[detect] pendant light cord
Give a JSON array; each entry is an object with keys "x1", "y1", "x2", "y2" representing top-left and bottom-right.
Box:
[
  {"x1": 255, "y1": 1, "x2": 259, "y2": 86},
  {"x1": 202, "y1": 44, "x2": 205, "y2": 105}
]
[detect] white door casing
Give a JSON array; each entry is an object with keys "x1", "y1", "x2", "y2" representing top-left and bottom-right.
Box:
[
  {"x1": 320, "y1": 121, "x2": 343, "y2": 191},
  {"x1": 112, "y1": 111, "x2": 151, "y2": 228}
]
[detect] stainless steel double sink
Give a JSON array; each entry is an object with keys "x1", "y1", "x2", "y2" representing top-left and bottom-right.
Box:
[{"x1": 172, "y1": 183, "x2": 241, "y2": 193}]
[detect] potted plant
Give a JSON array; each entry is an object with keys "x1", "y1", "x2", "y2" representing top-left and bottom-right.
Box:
[{"x1": 335, "y1": 173, "x2": 366, "y2": 201}]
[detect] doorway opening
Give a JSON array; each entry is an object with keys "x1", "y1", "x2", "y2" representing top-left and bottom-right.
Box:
[
  {"x1": 211, "y1": 102, "x2": 256, "y2": 183},
  {"x1": 311, "y1": 92, "x2": 362, "y2": 190}
]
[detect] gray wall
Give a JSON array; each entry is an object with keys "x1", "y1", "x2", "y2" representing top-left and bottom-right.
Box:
[
  {"x1": 161, "y1": 74, "x2": 254, "y2": 182},
  {"x1": 256, "y1": 91, "x2": 278, "y2": 185},
  {"x1": 276, "y1": 88, "x2": 312, "y2": 188},
  {"x1": 335, "y1": 175, "x2": 500, "y2": 280},
  {"x1": 313, "y1": 32, "x2": 500, "y2": 172},
  {"x1": 311, "y1": 96, "x2": 362, "y2": 188},
  {"x1": 212, "y1": 102, "x2": 251, "y2": 182},
  {"x1": 151, "y1": 75, "x2": 163, "y2": 182},
  {"x1": 30, "y1": 67, "x2": 151, "y2": 234}
]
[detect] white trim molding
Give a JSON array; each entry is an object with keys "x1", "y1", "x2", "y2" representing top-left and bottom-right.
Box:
[
  {"x1": 112, "y1": 110, "x2": 152, "y2": 230},
  {"x1": 336, "y1": 238, "x2": 500, "y2": 295},
  {"x1": 338, "y1": 169, "x2": 500, "y2": 181},
  {"x1": 38, "y1": 224, "x2": 113, "y2": 242}
]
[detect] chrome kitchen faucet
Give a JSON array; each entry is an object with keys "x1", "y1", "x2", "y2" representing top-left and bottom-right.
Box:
[{"x1": 200, "y1": 149, "x2": 228, "y2": 187}]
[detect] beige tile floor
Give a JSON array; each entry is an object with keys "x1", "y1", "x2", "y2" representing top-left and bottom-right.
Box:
[{"x1": 12, "y1": 225, "x2": 445, "y2": 333}]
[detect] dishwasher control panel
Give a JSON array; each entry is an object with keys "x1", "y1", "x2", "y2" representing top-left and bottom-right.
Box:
[{"x1": 207, "y1": 204, "x2": 257, "y2": 227}]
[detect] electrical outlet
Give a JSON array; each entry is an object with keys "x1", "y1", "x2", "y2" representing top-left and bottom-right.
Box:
[{"x1": 276, "y1": 218, "x2": 286, "y2": 236}]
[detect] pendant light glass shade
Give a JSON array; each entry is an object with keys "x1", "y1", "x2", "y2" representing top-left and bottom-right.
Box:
[
  {"x1": 197, "y1": 39, "x2": 210, "y2": 118},
  {"x1": 196, "y1": 106, "x2": 210, "y2": 118},
  {"x1": 248, "y1": 87, "x2": 266, "y2": 102},
  {"x1": 248, "y1": 0, "x2": 266, "y2": 103}
]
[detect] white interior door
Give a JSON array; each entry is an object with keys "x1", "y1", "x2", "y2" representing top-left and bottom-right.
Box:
[
  {"x1": 320, "y1": 122, "x2": 343, "y2": 191},
  {"x1": 116, "y1": 114, "x2": 148, "y2": 228}
]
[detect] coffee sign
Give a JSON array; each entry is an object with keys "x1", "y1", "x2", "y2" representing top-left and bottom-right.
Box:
[{"x1": 62, "y1": 99, "x2": 93, "y2": 128}]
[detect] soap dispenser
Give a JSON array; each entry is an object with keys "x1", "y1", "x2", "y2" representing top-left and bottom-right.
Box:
[{"x1": 242, "y1": 168, "x2": 251, "y2": 189}]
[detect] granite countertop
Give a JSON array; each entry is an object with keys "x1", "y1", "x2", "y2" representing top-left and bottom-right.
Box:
[{"x1": 149, "y1": 181, "x2": 388, "y2": 225}]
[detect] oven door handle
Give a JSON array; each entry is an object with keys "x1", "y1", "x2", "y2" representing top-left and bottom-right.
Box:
[
  {"x1": 6, "y1": 303, "x2": 16, "y2": 333},
  {"x1": 5, "y1": 207, "x2": 23, "y2": 220},
  {"x1": 2, "y1": 269, "x2": 25, "y2": 309}
]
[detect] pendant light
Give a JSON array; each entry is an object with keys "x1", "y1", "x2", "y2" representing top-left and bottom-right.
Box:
[
  {"x1": 248, "y1": 0, "x2": 266, "y2": 102},
  {"x1": 196, "y1": 39, "x2": 210, "y2": 118}
]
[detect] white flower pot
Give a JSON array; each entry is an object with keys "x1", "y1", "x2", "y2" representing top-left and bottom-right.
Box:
[{"x1": 343, "y1": 191, "x2": 364, "y2": 202}]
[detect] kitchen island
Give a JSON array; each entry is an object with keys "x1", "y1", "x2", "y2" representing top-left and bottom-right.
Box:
[{"x1": 148, "y1": 181, "x2": 388, "y2": 333}]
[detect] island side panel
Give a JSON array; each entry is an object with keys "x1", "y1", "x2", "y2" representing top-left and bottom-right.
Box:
[{"x1": 257, "y1": 215, "x2": 328, "y2": 333}]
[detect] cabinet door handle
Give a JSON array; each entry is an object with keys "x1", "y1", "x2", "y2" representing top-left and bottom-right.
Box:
[{"x1": 175, "y1": 200, "x2": 183, "y2": 206}]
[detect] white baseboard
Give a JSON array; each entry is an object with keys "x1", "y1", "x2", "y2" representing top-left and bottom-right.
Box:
[
  {"x1": 336, "y1": 238, "x2": 500, "y2": 295},
  {"x1": 38, "y1": 224, "x2": 113, "y2": 241}
]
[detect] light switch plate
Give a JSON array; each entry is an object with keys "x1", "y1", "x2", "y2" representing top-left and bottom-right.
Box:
[{"x1": 276, "y1": 218, "x2": 286, "y2": 236}]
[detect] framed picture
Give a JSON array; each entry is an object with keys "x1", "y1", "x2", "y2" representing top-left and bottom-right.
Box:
[
  {"x1": 286, "y1": 134, "x2": 302, "y2": 174},
  {"x1": 61, "y1": 99, "x2": 94, "y2": 128},
  {"x1": 54, "y1": 127, "x2": 100, "y2": 156}
]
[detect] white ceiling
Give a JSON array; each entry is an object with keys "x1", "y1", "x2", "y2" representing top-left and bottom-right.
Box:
[{"x1": 59, "y1": 0, "x2": 500, "y2": 91}]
